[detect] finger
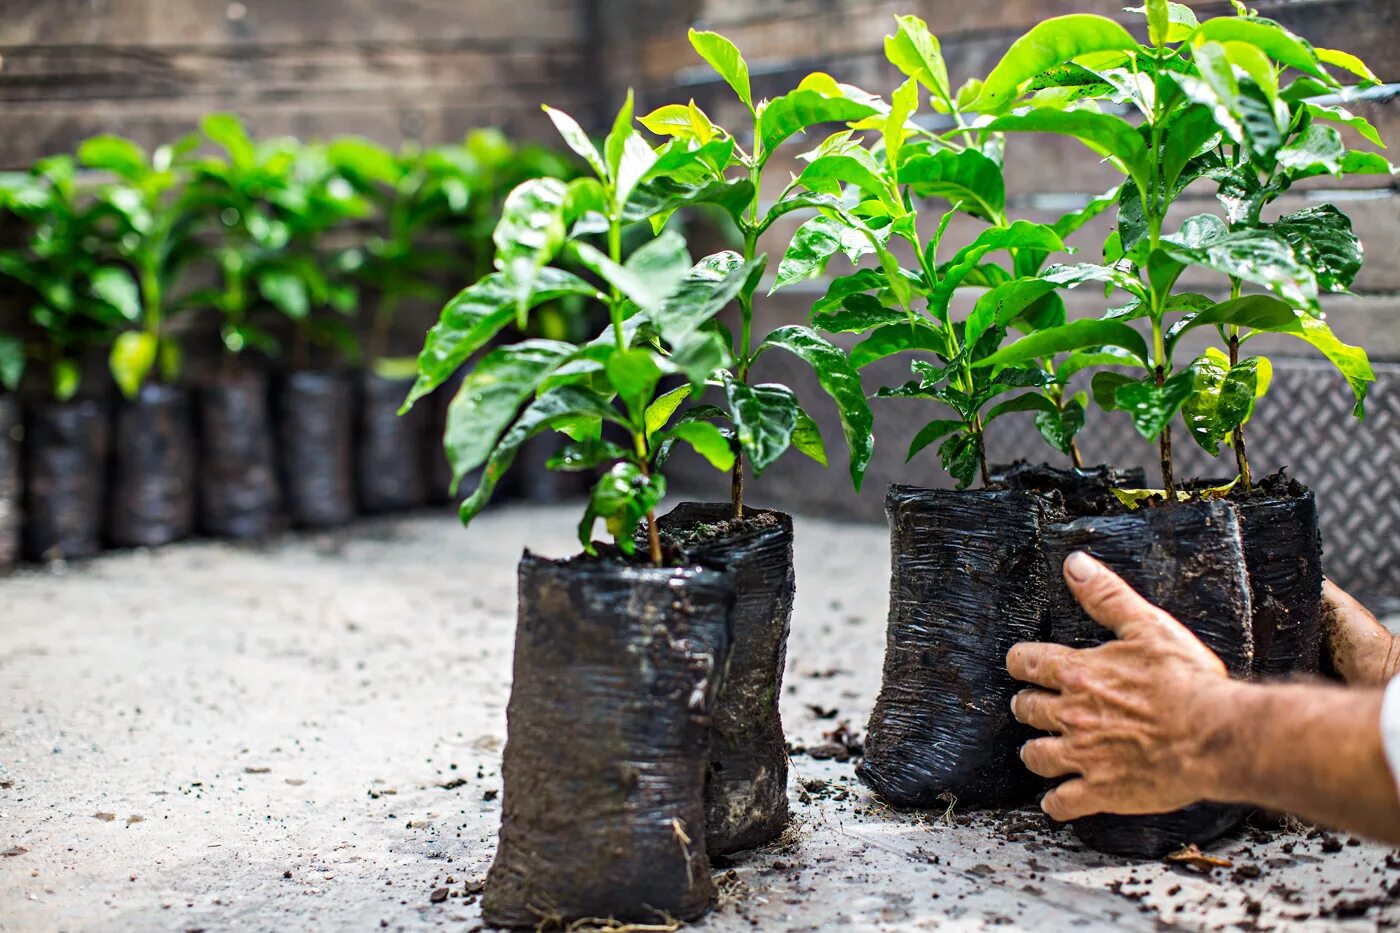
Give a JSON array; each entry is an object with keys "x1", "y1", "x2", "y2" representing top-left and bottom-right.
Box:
[
  {"x1": 1006, "y1": 642, "x2": 1077, "y2": 690},
  {"x1": 1010, "y1": 688, "x2": 1066, "y2": 733},
  {"x1": 1020, "y1": 737, "x2": 1079, "y2": 779},
  {"x1": 1040, "y1": 778, "x2": 1097, "y2": 822},
  {"x1": 1063, "y1": 551, "x2": 1175, "y2": 640},
  {"x1": 1323, "y1": 579, "x2": 1380, "y2": 628}
]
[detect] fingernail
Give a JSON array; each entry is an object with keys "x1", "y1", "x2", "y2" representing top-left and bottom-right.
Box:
[{"x1": 1065, "y1": 551, "x2": 1096, "y2": 582}]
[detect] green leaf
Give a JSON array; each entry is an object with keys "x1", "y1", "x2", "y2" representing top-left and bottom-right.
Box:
[
  {"x1": 1315, "y1": 47, "x2": 1380, "y2": 86},
  {"x1": 109, "y1": 331, "x2": 157, "y2": 399},
  {"x1": 1126, "y1": 1, "x2": 1197, "y2": 43},
  {"x1": 758, "y1": 325, "x2": 874, "y2": 489},
  {"x1": 201, "y1": 113, "x2": 255, "y2": 168},
  {"x1": 1266, "y1": 313, "x2": 1373, "y2": 415},
  {"x1": 605, "y1": 347, "x2": 663, "y2": 421},
  {"x1": 1165, "y1": 294, "x2": 1296, "y2": 354},
  {"x1": 573, "y1": 230, "x2": 690, "y2": 315},
  {"x1": 580, "y1": 463, "x2": 666, "y2": 556},
  {"x1": 971, "y1": 15, "x2": 1138, "y2": 112},
  {"x1": 652, "y1": 252, "x2": 760, "y2": 351},
  {"x1": 1270, "y1": 204, "x2": 1361, "y2": 293},
  {"x1": 327, "y1": 137, "x2": 400, "y2": 186},
  {"x1": 90, "y1": 267, "x2": 142, "y2": 322},
  {"x1": 542, "y1": 105, "x2": 607, "y2": 179},
  {"x1": 792, "y1": 407, "x2": 827, "y2": 466},
  {"x1": 0, "y1": 334, "x2": 23, "y2": 392},
  {"x1": 1035, "y1": 395, "x2": 1087, "y2": 456},
  {"x1": 644, "y1": 384, "x2": 692, "y2": 440},
  {"x1": 939, "y1": 432, "x2": 982, "y2": 489},
  {"x1": 849, "y1": 321, "x2": 945, "y2": 369},
  {"x1": 759, "y1": 89, "x2": 880, "y2": 156},
  {"x1": 815, "y1": 294, "x2": 909, "y2": 334},
  {"x1": 899, "y1": 149, "x2": 1005, "y2": 223},
  {"x1": 1277, "y1": 124, "x2": 1346, "y2": 178},
  {"x1": 1116, "y1": 370, "x2": 1196, "y2": 440},
  {"x1": 494, "y1": 177, "x2": 570, "y2": 313},
  {"x1": 444, "y1": 340, "x2": 578, "y2": 486},
  {"x1": 1189, "y1": 18, "x2": 1333, "y2": 83},
  {"x1": 460, "y1": 386, "x2": 624, "y2": 525},
  {"x1": 794, "y1": 153, "x2": 892, "y2": 205},
  {"x1": 1092, "y1": 371, "x2": 1134, "y2": 411},
  {"x1": 1056, "y1": 347, "x2": 1140, "y2": 382},
  {"x1": 658, "y1": 420, "x2": 735, "y2": 472},
  {"x1": 690, "y1": 30, "x2": 753, "y2": 111},
  {"x1": 1303, "y1": 103, "x2": 1385, "y2": 149},
  {"x1": 725, "y1": 379, "x2": 798, "y2": 476},
  {"x1": 885, "y1": 15, "x2": 951, "y2": 99},
  {"x1": 53, "y1": 359, "x2": 81, "y2": 402},
  {"x1": 1182, "y1": 351, "x2": 1263, "y2": 455},
  {"x1": 77, "y1": 135, "x2": 148, "y2": 179},
  {"x1": 986, "y1": 392, "x2": 1059, "y2": 422},
  {"x1": 258, "y1": 269, "x2": 310, "y2": 320},
  {"x1": 404, "y1": 268, "x2": 596, "y2": 411},
  {"x1": 772, "y1": 215, "x2": 846, "y2": 293},
  {"x1": 548, "y1": 438, "x2": 631, "y2": 472},
  {"x1": 965, "y1": 277, "x2": 1060, "y2": 353},
  {"x1": 1158, "y1": 221, "x2": 1319, "y2": 311},
  {"x1": 907, "y1": 419, "x2": 962, "y2": 462},
  {"x1": 984, "y1": 110, "x2": 1150, "y2": 193},
  {"x1": 622, "y1": 176, "x2": 756, "y2": 226},
  {"x1": 976, "y1": 319, "x2": 1149, "y2": 370}
]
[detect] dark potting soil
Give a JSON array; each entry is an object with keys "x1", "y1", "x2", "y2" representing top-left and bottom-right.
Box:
[
  {"x1": 197, "y1": 373, "x2": 281, "y2": 539},
  {"x1": 857, "y1": 485, "x2": 1065, "y2": 809},
  {"x1": 108, "y1": 384, "x2": 196, "y2": 549},
  {"x1": 989, "y1": 461, "x2": 1148, "y2": 516},
  {"x1": 0, "y1": 395, "x2": 19, "y2": 567},
  {"x1": 278, "y1": 371, "x2": 355, "y2": 528},
  {"x1": 482, "y1": 551, "x2": 735, "y2": 928},
  {"x1": 23, "y1": 399, "x2": 109, "y2": 561},
  {"x1": 651, "y1": 502, "x2": 794, "y2": 855},
  {"x1": 1040, "y1": 499, "x2": 1255, "y2": 859},
  {"x1": 357, "y1": 372, "x2": 428, "y2": 514}
]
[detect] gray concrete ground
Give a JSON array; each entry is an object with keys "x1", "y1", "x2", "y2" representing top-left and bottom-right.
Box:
[{"x1": 1, "y1": 503, "x2": 1397, "y2": 932}]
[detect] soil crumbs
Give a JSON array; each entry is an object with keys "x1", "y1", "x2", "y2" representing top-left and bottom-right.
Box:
[{"x1": 0, "y1": 504, "x2": 1395, "y2": 932}]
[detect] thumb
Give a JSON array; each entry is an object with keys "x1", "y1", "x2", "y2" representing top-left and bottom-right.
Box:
[{"x1": 1063, "y1": 551, "x2": 1173, "y2": 640}]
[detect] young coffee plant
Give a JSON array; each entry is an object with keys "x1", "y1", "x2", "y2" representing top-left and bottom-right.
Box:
[
  {"x1": 776, "y1": 15, "x2": 1098, "y2": 488},
  {"x1": 969, "y1": 2, "x2": 1385, "y2": 497},
  {"x1": 188, "y1": 115, "x2": 365, "y2": 368},
  {"x1": 0, "y1": 156, "x2": 136, "y2": 400},
  {"x1": 403, "y1": 94, "x2": 774, "y2": 564},
  {"x1": 79, "y1": 133, "x2": 203, "y2": 397},
  {"x1": 638, "y1": 29, "x2": 879, "y2": 514}
]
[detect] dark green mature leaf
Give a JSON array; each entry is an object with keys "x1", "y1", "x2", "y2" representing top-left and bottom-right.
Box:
[
  {"x1": 622, "y1": 176, "x2": 756, "y2": 225},
  {"x1": 0, "y1": 334, "x2": 23, "y2": 391},
  {"x1": 812, "y1": 268, "x2": 923, "y2": 317},
  {"x1": 939, "y1": 432, "x2": 981, "y2": 489},
  {"x1": 1160, "y1": 105, "x2": 1222, "y2": 193},
  {"x1": 906, "y1": 419, "x2": 962, "y2": 462},
  {"x1": 444, "y1": 339, "x2": 578, "y2": 486},
  {"x1": 725, "y1": 379, "x2": 799, "y2": 475},
  {"x1": 849, "y1": 321, "x2": 945, "y2": 369},
  {"x1": 985, "y1": 110, "x2": 1150, "y2": 192},
  {"x1": 579, "y1": 463, "x2": 666, "y2": 556},
  {"x1": 971, "y1": 15, "x2": 1138, "y2": 112},
  {"x1": 690, "y1": 29, "x2": 754, "y2": 111},
  {"x1": 759, "y1": 325, "x2": 874, "y2": 489},
  {"x1": 1180, "y1": 42, "x2": 1285, "y2": 160},
  {"x1": 573, "y1": 230, "x2": 690, "y2": 315},
  {"x1": 886, "y1": 15, "x2": 951, "y2": 98},
  {"x1": 1158, "y1": 222, "x2": 1319, "y2": 311},
  {"x1": 759, "y1": 90, "x2": 880, "y2": 155},
  {"x1": 772, "y1": 215, "x2": 846, "y2": 293},
  {"x1": 986, "y1": 392, "x2": 1058, "y2": 422},
  {"x1": 461, "y1": 385, "x2": 624, "y2": 523},
  {"x1": 759, "y1": 190, "x2": 842, "y2": 234},
  {"x1": 975, "y1": 319, "x2": 1150, "y2": 369},
  {"x1": 1036, "y1": 394, "x2": 1087, "y2": 456},
  {"x1": 929, "y1": 222, "x2": 1067, "y2": 319},
  {"x1": 965, "y1": 277, "x2": 1060, "y2": 352},
  {"x1": 794, "y1": 153, "x2": 891, "y2": 205},
  {"x1": 404, "y1": 268, "x2": 597, "y2": 410},
  {"x1": 1092, "y1": 371, "x2": 1135, "y2": 411},
  {"x1": 816, "y1": 294, "x2": 910, "y2": 334},
  {"x1": 548, "y1": 438, "x2": 631, "y2": 472},
  {"x1": 1182, "y1": 351, "x2": 1263, "y2": 455},
  {"x1": 900, "y1": 149, "x2": 1005, "y2": 223},
  {"x1": 1165, "y1": 294, "x2": 1296, "y2": 354},
  {"x1": 652, "y1": 251, "x2": 760, "y2": 348},
  {"x1": 1270, "y1": 204, "x2": 1361, "y2": 293},
  {"x1": 605, "y1": 347, "x2": 663, "y2": 422},
  {"x1": 1190, "y1": 17, "x2": 1333, "y2": 82},
  {"x1": 1116, "y1": 370, "x2": 1196, "y2": 440},
  {"x1": 1056, "y1": 347, "x2": 1140, "y2": 382}
]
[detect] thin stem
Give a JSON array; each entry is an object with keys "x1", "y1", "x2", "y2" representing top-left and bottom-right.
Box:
[
  {"x1": 1069, "y1": 437, "x2": 1085, "y2": 470},
  {"x1": 1228, "y1": 326, "x2": 1252, "y2": 492}
]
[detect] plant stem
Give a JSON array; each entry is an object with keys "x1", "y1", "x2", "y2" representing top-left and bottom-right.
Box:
[
  {"x1": 1228, "y1": 326, "x2": 1252, "y2": 492},
  {"x1": 370, "y1": 294, "x2": 397, "y2": 366},
  {"x1": 1069, "y1": 437, "x2": 1084, "y2": 470}
]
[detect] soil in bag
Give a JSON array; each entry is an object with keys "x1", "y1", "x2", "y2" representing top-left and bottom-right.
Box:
[
  {"x1": 990, "y1": 461, "x2": 1148, "y2": 515},
  {"x1": 109, "y1": 383, "x2": 196, "y2": 548},
  {"x1": 198, "y1": 372, "x2": 281, "y2": 539},
  {"x1": 358, "y1": 371, "x2": 427, "y2": 513},
  {"x1": 482, "y1": 551, "x2": 735, "y2": 928},
  {"x1": 651, "y1": 502, "x2": 794, "y2": 855},
  {"x1": 0, "y1": 395, "x2": 19, "y2": 567},
  {"x1": 24, "y1": 399, "x2": 109, "y2": 561},
  {"x1": 277, "y1": 371, "x2": 355, "y2": 528},
  {"x1": 1041, "y1": 499, "x2": 1254, "y2": 859},
  {"x1": 857, "y1": 485, "x2": 1064, "y2": 809}
]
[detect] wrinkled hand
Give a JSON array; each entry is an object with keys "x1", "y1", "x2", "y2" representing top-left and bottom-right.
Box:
[
  {"x1": 1006, "y1": 551, "x2": 1236, "y2": 822},
  {"x1": 1323, "y1": 580, "x2": 1399, "y2": 688}
]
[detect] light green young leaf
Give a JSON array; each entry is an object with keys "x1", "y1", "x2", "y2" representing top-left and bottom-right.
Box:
[
  {"x1": 1125, "y1": 1, "x2": 1198, "y2": 43},
  {"x1": 690, "y1": 30, "x2": 754, "y2": 111},
  {"x1": 658, "y1": 420, "x2": 736, "y2": 472},
  {"x1": 77, "y1": 135, "x2": 148, "y2": 179},
  {"x1": 109, "y1": 331, "x2": 158, "y2": 399},
  {"x1": 759, "y1": 90, "x2": 881, "y2": 156},
  {"x1": 542, "y1": 105, "x2": 608, "y2": 179},
  {"x1": 1303, "y1": 103, "x2": 1386, "y2": 149},
  {"x1": 644, "y1": 384, "x2": 693, "y2": 440},
  {"x1": 971, "y1": 15, "x2": 1139, "y2": 112},
  {"x1": 1190, "y1": 18, "x2": 1334, "y2": 83},
  {"x1": 605, "y1": 347, "x2": 664, "y2": 421},
  {"x1": 984, "y1": 110, "x2": 1151, "y2": 194},
  {"x1": 1315, "y1": 47, "x2": 1381, "y2": 86},
  {"x1": 975, "y1": 319, "x2": 1150, "y2": 370},
  {"x1": 792, "y1": 407, "x2": 827, "y2": 466},
  {"x1": 572, "y1": 230, "x2": 691, "y2": 315},
  {"x1": 885, "y1": 15, "x2": 951, "y2": 99},
  {"x1": 899, "y1": 149, "x2": 1005, "y2": 223},
  {"x1": 1263, "y1": 313, "x2": 1373, "y2": 415}
]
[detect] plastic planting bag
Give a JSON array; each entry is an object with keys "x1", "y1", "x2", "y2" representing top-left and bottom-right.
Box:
[
  {"x1": 24, "y1": 399, "x2": 108, "y2": 561},
  {"x1": 278, "y1": 372, "x2": 355, "y2": 528},
  {"x1": 198, "y1": 373, "x2": 281, "y2": 539},
  {"x1": 109, "y1": 384, "x2": 196, "y2": 548},
  {"x1": 357, "y1": 372, "x2": 427, "y2": 513}
]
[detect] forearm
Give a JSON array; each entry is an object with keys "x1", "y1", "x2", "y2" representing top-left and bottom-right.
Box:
[{"x1": 1199, "y1": 680, "x2": 1400, "y2": 843}]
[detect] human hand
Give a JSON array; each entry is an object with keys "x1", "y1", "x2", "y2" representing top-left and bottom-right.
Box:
[
  {"x1": 1323, "y1": 580, "x2": 1399, "y2": 687},
  {"x1": 1006, "y1": 551, "x2": 1238, "y2": 821}
]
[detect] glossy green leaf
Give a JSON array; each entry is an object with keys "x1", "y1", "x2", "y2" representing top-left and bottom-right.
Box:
[
  {"x1": 906, "y1": 419, "x2": 962, "y2": 462},
  {"x1": 759, "y1": 90, "x2": 880, "y2": 156},
  {"x1": 1182, "y1": 350, "x2": 1262, "y2": 455},
  {"x1": 690, "y1": 30, "x2": 753, "y2": 111},
  {"x1": 772, "y1": 215, "x2": 846, "y2": 293},
  {"x1": 815, "y1": 294, "x2": 909, "y2": 334},
  {"x1": 725, "y1": 379, "x2": 799, "y2": 475},
  {"x1": 1035, "y1": 395, "x2": 1087, "y2": 456},
  {"x1": 444, "y1": 339, "x2": 578, "y2": 486},
  {"x1": 794, "y1": 153, "x2": 891, "y2": 205},
  {"x1": 1189, "y1": 18, "x2": 1333, "y2": 83},
  {"x1": 849, "y1": 321, "x2": 945, "y2": 369},
  {"x1": 109, "y1": 331, "x2": 157, "y2": 399},
  {"x1": 1265, "y1": 313, "x2": 1373, "y2": 415},
  {"x1": 404, "y1": 268, "x2": 597, "y2": 410},
  {"x1": 939, "y1": 432, "x2": 982, "y2": 489},
  {"x1": 1165, "y1": 294, "x2": 1296, "y2": 354},
  {"x1": 494, "y1": 178, "x2": 569, "y2": 310},
  {"x1": 1315, "y1": 47, "x2": 1380, "y2": 86},
  {"x1": 986, "y1": 392, "x2": 1059, "y2": 423},
  {"x1": 1270, "y1": 204, "x2": 1361, "y2": 293},
  {"x1": 965, "y1": 277, "x2": 1060, "y2": 353},
  {"x1": 1115, "y1": 370, "x2": 1196, "y2": 440},
  {"x1": 985, "y1": 110, "x2": 1150, "y2": 192},
  {"x1": 971, "y1": 15, "x2": 1138, "y2": 112},
  {"x1": 885, "y1": 15, "x2": 951, "y2": 99},
  {"x1": 90, "y1": 267, "x2": 142, "y2": 322},
  {"x1": 542, "y1": 105, "x2": 607, "y2": 179},
  {"x1": 643, "y1": 385, "x2": 692, "y2": 440},
  {"x1": 573, "y1": 230, "x2": 690, "y2": 316},
  {"x1": 652, "y1": 251, "x2": 759, "y2": 348},
  {"x1": 547, "y1": 438, "x2": 631, "y2": 472},
  {"x1": 1055, "y1": 347, "x2": 1140, "y2": 382},
  {"x1": 1277, "y1": 124, "x2": 1346, "y2": 178},
  {"x1": 758, "y1": 325, "x2": 874, "y2": 489},
  {"x1": 975, "y1": 319, "x2": 1150, "y2": 370},
  {"x1": 1158, "y1": 220, "x2": 1318, "y2": 311},
  {"x1": 622, "y1": 176, "x2": 755, "y2": 226},
  {"x1": 580, "y1": 463, "x2": 666, "y2": 556},
  {"x1": 658, "y1": 420, "x2": 735, "y2": 472},
  {"x1": 605, "y1": 346, "x2": 664, "y2": 422},
  {"x1": 1126, "y1": 1, "x2": 1197, "y2": 43},
  {"x1": 899, "y1": 149, "x2": 1005, "y2": 223},
  {"x1": 1091, "y1": 370, "x2": 1134, "y2": 411},
  {"x1": 792, "y1": 407, "x2": 827, "y2": 466},
  {"x1": 1303, "y1": 103, "x2": 1385, "y2": 149}
]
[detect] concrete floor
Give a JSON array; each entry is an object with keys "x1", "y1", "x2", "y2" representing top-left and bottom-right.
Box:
[{"x1": 1, "y1": 503, "x2": 1397, "y2": 932}]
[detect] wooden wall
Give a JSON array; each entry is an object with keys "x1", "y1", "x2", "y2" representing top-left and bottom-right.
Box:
[{"x1": 0, "y1": 0, "x2": 600, "y2": 165}]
